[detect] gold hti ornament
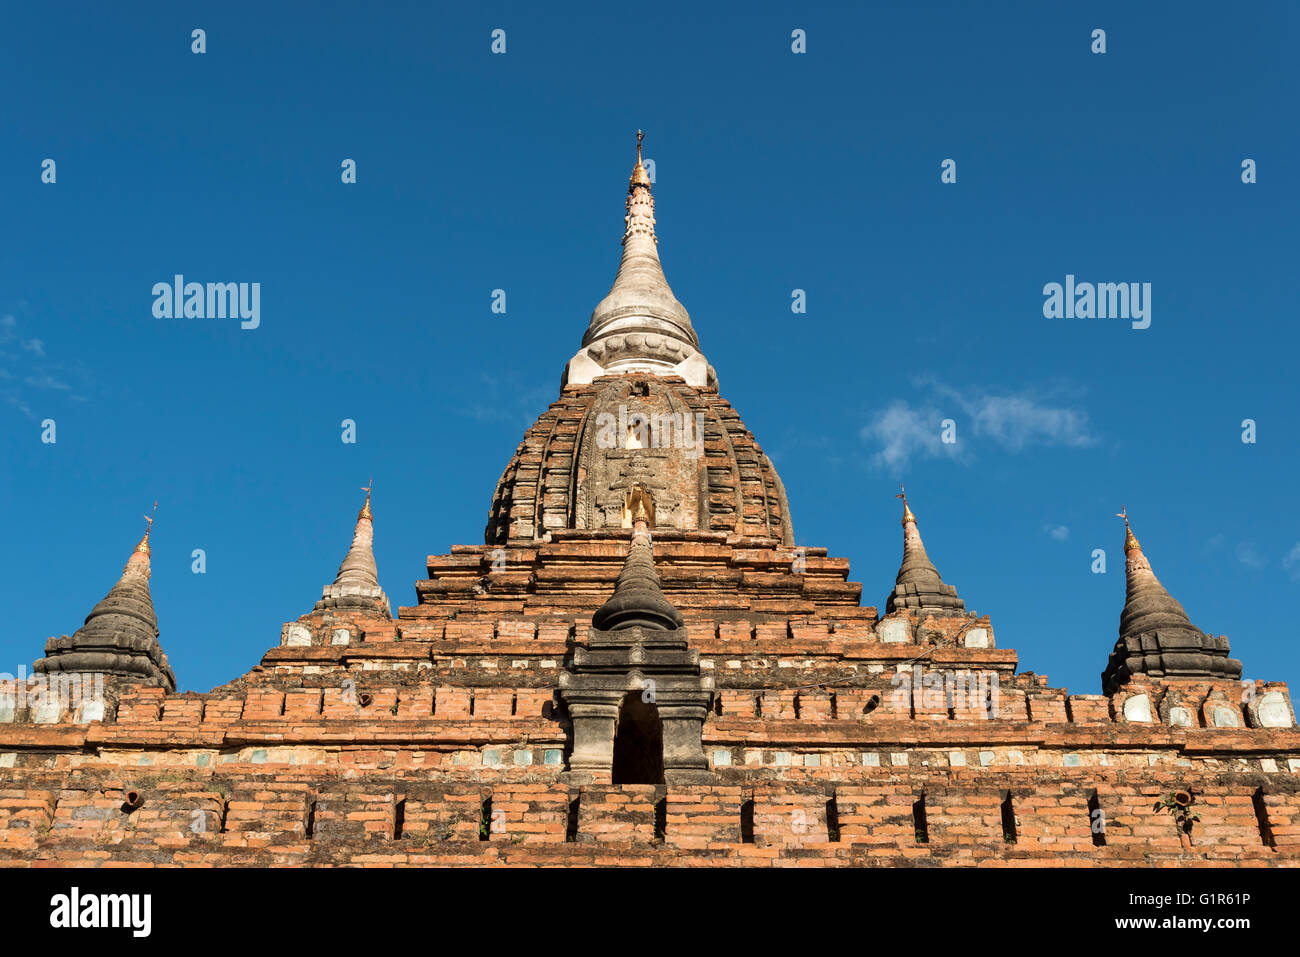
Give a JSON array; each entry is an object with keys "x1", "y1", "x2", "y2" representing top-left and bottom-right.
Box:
[
  {"x1": 896, "y1": 484, "x2": 916, "y2": 525},
  {"x1": 1116, "y1": 505, "x2": 1140, "y2": 552},
  {"x1": 136, "y1": 501, "x2": 158, "y2": 555}
]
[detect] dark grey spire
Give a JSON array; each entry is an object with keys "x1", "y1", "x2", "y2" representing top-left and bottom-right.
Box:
[
  {"x1": 35, "y1": 518, "x2": 176, "y2": 691},
  {"x1": 591, "y1": 526, "x2": 684, "y2": 632},
  {"x1": 1101, "y1": 511, "x2": 1241, "y2": 693},
  {"x1": 885, "y1": 490, "x2": 966, "y2": 616}
]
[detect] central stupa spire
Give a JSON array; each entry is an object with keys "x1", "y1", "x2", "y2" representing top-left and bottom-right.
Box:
[{"x1": 563, "y1": 131, "x2": 715, "y2": 389}]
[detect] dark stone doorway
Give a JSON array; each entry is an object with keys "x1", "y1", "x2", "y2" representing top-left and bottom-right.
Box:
[{"x1": 612, "y1": 690, "x2": 665, "y2": 785}]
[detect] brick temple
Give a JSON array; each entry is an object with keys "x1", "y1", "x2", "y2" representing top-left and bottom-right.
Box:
[{"x1": 4, "y1": 138, "x2": 1298, "y2": 867}]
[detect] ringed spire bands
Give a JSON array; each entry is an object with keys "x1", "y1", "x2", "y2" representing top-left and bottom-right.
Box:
[
  {"x1": 34, "y1": 514, "x2": 176, "y2": 692},
  {"x1": 1101, "y1": 510, "x2": 1242, "y2": 693},
  {"x1": 885, "y1": 488, "x2": 967, "y2": 617},
  {"x1": 314, "y1": 484, "x2": 392, "y2": 618},
  {"x1": 563, "y1": 131, "x2": 715, "y2": 389}
]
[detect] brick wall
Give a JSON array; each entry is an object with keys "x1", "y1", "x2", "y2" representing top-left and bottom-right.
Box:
[
  {"x1": 3, "y1": 770, "x2": 1292, "y2": 866},
  {"x1": 3, "y1": 552, "x2": 1296, "y2": 868}
]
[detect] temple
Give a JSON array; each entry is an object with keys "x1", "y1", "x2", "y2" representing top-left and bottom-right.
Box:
[{"x1": 1, "y1": 137, "x2": 1297, "y2": 867}]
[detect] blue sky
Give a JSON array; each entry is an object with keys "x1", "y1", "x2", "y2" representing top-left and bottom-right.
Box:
[{"x1": 2, "y1": 1, "x2": 1296, "y2": 695}]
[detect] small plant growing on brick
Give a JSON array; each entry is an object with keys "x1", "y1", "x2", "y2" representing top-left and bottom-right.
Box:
[
  {"x1": 1154, "y1": 790, "x2": 1200, "y2": 834},
  {"x1": 389, "y1": 703, "x2": 399, "y2": 715}
]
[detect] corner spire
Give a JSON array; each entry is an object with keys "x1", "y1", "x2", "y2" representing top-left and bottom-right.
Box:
[
  {"x1": 1101, "y1": 509, "x2": 1241, "y2": 693},
  {"x1": 314, "y1": 484, "x2": 391, "y2": 618},
  {"x1": 34, "y1": 513, "x2": 176, "y2": 691},
  {"x1": 885, "y1": 488, "x2": 966, "y2": 617},
  {"x1": 563, "y1": 131, "x2": 715, "y2": 389}
]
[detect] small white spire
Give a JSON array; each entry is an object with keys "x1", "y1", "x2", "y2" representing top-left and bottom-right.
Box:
[{"x1": 315, "y1": 485, "x2": 391, "y2": 618}]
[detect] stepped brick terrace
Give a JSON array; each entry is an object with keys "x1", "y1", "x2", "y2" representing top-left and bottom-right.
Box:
[{"x1": 3, "y1": 140, "x2": 1297, "y2": 867}]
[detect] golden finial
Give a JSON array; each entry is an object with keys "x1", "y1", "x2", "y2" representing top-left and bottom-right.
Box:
[
  {"x1": 627, "y1": 484, "x2": 656, "y2": 529},
  {"x1": 1116, "y1": 505, "x2": 1140, "y2": 552},
  {"x1": 135, "y1": 501, "x2": 157, "y2": 555},
  {"x1": 359, "y1": 479, "x2": 373, "y2": 521},
  {"x1": 896, "y1": 484, "x2": 916, "y2": 526},
  {"x1": 630, "y1": 129, "x2": 651, "y2": 189}
]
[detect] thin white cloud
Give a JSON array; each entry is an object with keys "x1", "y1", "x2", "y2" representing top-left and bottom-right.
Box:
[
  {"x1": 1045, "y1": 524, "x2": 1070, "y2": 542},
  {"x1": 1235, "y1": 541, "x2": 1267, "y2": 570},
  {"x1": 1282, "y1": 543, "x2": 1300, "y2": 581},
  {"x1": 5, "y1": 394, "x2": 35, "y2": 419},
  {"x1": 462, "y1": 373, "x2": 555, "y2": 427},
  {"x1": 861, "y1": 381, "x2": 1096, "y2": 470},
  {"x1": 859, "y1": 399, "x2": 962, "y2": 471},
  {"x1": 0, "y1": 312, "x2": 90, "y2": 415},
  {"x1": 929, "y1": 381, "x2": 1096, "y2": 452},
  {"x1": 24, "y1": 374, "x2": 71, "y2": 391}
]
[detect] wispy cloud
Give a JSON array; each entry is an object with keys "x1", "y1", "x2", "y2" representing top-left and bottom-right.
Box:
[
  {"x1": 1235, "y1": 541, "x2": 1268, "y2": 570},
  {"x1": 860, "y1": 399, "x2": 962, "y2": 471},
  {"x1": 24, "y1": 374, "x2": 70, "y2": 391},
  {"x1": 1282, "y1": 543, "x2": 1300, "y2": 581},
  {"x1": 1045, "y1": 524, "x2": 1070, "y2": 542},
  {"x1": 860, "y1": 379, "x2": 1096, "y2": 470},
  {"x1": 930, "y1": 381, "x2": 1096, "y2": 453},
  {"x1": 0, "y1": 314, "x2": 45, "y2": 356},
  {"x1": 461, "y1": 373, "x2": 555, "y2": 428},
  {"x1": 0, "y1": 312, "x2": 90, "y2": 419}
]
